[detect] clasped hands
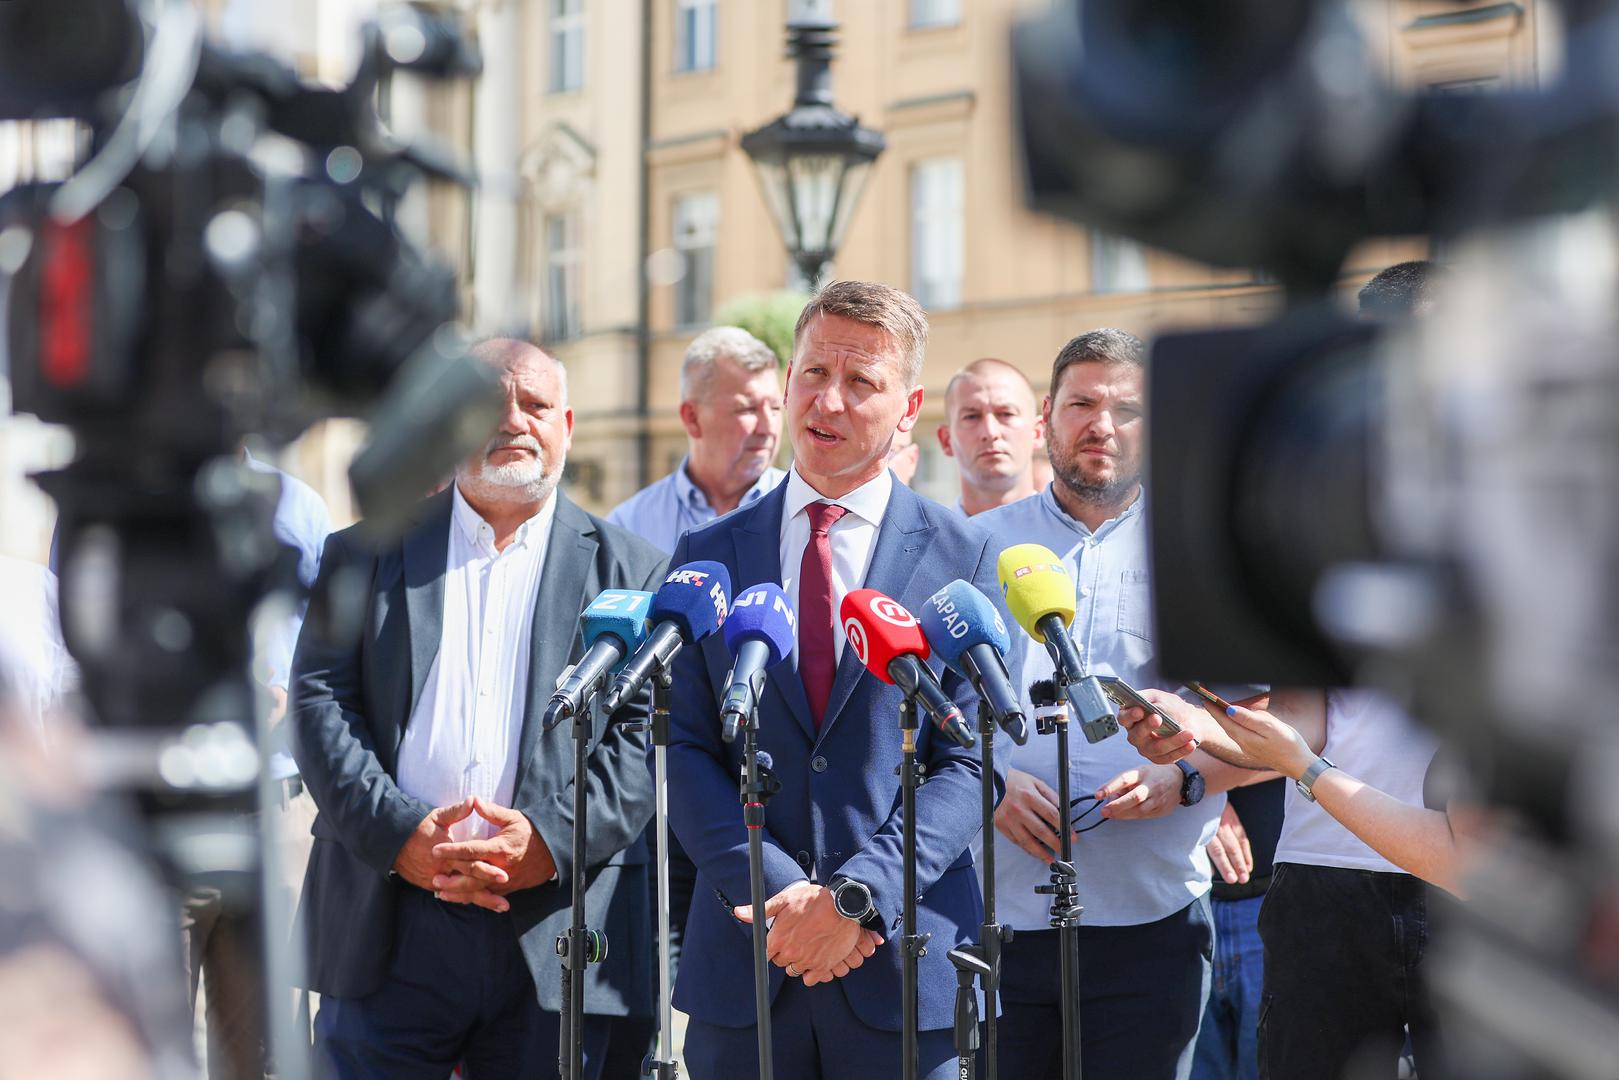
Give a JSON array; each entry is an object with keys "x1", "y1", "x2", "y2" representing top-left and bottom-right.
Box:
[
  {"x1": 392, "y1": 795, "x2": 557, "y2": 913},
  {"x1": 734, "y1": 881, "x2": 883, "y2": 986}
]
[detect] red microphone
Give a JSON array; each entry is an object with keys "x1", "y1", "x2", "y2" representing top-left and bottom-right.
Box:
[{"x1": 840, "y1": 589, "x2": 975, "y2": 748}]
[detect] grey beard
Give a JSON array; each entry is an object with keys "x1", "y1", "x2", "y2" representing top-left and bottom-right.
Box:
[{"x1": 456, "y1": 460, "x2": 561, "y2": 506}]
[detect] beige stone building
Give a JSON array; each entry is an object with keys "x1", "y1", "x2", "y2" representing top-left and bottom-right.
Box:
[{"x1": 0, "y1": 0, "x2": 1561, "y2": 555}]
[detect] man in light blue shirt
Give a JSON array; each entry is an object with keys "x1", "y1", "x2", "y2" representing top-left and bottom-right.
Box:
[
  {"x1": 979, "y1": 329, "x2": 1265, "y2": 1080},
  {"x1": 608, "y1": 325, "x2": 785, "y2": 554}
]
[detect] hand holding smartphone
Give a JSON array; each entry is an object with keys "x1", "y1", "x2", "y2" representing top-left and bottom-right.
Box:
[{"x1": 1095, "y1": 675, "x2": 1183, "y2": 738}]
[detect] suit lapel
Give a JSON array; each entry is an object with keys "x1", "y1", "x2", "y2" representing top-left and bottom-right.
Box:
[
  {"x1": 514, "y1": 493, "x2": 597, "y2": 802},
  {"x1": 817, "y1": 483, "x2": 936, "y2": 742},
  {"x1": 402, "y1": 490, "x2": 453, "y2": 721},
  {"x1": 732, "y1": 486, "x2": 816, "y2": 742}
]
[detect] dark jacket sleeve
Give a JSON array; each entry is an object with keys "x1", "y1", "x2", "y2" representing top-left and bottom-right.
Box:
[
  {"x1": 664, "y1": 535, "x2": 808, "y2": 906},
  {"x1": 831, "y1": 535, "x2": 1013, "y2": 930},
  {"x1": 289, "y1": 530, "x2": 433, "y2": 877},
  {"x1": 522, "y1": 542, "x2": 667, "y2": 886}
]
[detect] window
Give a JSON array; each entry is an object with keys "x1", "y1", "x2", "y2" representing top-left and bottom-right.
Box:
[
  {"x1": 673, "y1": 192, "x2": 718, "y2": 328},
  {"x1": 1091, "y1": 230, "x2": 1151, "y2": 294},
  {"x1": 910, "y1": 0, "x2": 959, "y2": 29},
  {"x1": 675, "y1": 0, "x2": 717, "y2": 73},
  {"x1": 549, "y1": 0, "x2": 585, "y2": 93},
  {"x1": 543, "y1": 212, "x2": 582, "y2": 341},
  {"x1": 910, "y1": 158, "x2": 963, "y2": 311}
]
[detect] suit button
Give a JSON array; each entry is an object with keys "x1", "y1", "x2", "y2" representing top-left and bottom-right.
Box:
[
  {"x1": 811, "y1": 756, "x2": 828, "y2": 773},
  {"x1": 796, "y1": 850, "x2": 812, "y2": 868}
]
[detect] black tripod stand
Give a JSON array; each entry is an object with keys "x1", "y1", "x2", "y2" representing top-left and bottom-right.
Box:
[
  {"x1": 897, "y1": 691, "x2": 932, "y2": 1080},
  {"x1": 557, "y1": 695, "x2": 609, "y2": 1080},
  {"x1": 737, "y1": 682, "x2": 780, "y2": 1080},
  {"x1": 1031, "y1": 680, "x2": 1083, "y2": 1080},
  {"x1": 947, "y1": 698, "x2": 1016, "y2": 1079}
]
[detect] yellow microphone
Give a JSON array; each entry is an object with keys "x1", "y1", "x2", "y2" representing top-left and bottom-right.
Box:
[{"x1": 995, "y1": 543, "x2": 1119, "y2": 742}]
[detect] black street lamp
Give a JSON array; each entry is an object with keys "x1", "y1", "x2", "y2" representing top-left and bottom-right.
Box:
[{"x1": 741, "y1": 2, "x2": 885, "y2": 290}]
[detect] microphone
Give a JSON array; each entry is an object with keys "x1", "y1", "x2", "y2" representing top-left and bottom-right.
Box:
[
  {"x1": 839, "y1": 589, "x2": 975, "y2": 749},
  {"x1": 719, "y1": 583, "x2": 797, "y2": 743},
  {"x1": 600, "y1": 561, "x2": 732, "y2": 714},
  {"x1": 919, "y1": 579, "x2": 1028, "y2": 744},
  {"x1": 543, "y1": 589, "x2": 654, "y2": 732},
  {"x1": 996, "y1": 544, "x2": 1119, "y2": 743}
]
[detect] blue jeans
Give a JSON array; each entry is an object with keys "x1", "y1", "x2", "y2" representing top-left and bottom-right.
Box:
[{"x1": 1190, "y1": 894, "x2": 1265, "y2": 1080}]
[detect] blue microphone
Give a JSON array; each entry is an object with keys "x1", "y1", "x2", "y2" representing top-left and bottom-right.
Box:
[
  {"x1": 601, "y1": 561, "x2": 733, "y2": 713},
  {"x1": 920, "y1": 579, "x2": 1028, "y2": 744},
  {"x1": 544, "y1": 589, "x2": 653, "y2": 731},
  {"x1": 720, "y1": 583, "x2": 797, "y2": 743}
]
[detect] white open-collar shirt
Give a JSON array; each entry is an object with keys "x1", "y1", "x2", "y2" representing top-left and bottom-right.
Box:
[{"x1": 396, "y1": 484, "x2": 558, "y2": 841}]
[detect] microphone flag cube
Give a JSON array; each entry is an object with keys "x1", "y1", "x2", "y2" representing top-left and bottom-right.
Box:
[{"x1": 651, "y1": 560, "x2": 733, "y2": 643}]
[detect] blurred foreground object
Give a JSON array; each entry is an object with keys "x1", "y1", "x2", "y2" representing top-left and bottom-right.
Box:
[{"x1": 1014, "y1": 2, "x2": 1619, "y2": 1076}]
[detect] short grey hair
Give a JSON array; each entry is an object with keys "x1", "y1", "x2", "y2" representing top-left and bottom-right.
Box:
[
  {"x1": 793, "y1": 280, "x2": 928, "y2": 388},
  {"x1": 680, "y1": 326, "x2": 780, "y2": 401},
  {"x1": 470, "y1": 336, "x2": 568, "y2": 402},
  {"x1": 1050, "y1": 328, "x2": 1142, "y2": 398}
]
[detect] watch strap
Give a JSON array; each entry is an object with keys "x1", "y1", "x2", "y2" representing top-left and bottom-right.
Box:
[{"x1": 1297, "y1": 756, "x2": 1336, "y2": 803}]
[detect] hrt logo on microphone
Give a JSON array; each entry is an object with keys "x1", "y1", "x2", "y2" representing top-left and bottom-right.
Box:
[
  {"x1": 664, "y1": 567, "x2": 728, "y2": 624},
  {"x1": 734, "y1": 586, "x2": 796, "y2": 629},
  {"x1": 866, "y1": 595, "x2": 916, "y2": 628}
]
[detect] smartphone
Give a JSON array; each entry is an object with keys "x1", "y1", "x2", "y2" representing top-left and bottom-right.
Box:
[
  {"x1": 1095, "y1": 675, "x2": 1183, "y2": 737},
  {"x1": 1183, "y1": 680, "x2": 1234, "y2": 712}
]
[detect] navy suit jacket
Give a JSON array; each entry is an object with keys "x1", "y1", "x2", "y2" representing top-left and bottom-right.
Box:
[
  {"x1": 666, "y1": 479, "x2": 1015, "y2": 1033},
  {"x1": 289, "y1": 490, "x2": 667, "y2": 1015}
]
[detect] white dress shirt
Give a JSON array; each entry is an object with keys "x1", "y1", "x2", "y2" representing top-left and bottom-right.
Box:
[
  {"x1": 396, "y1": 485, "x2": 557, "y2": 841},
  {"x1": 778, "y1": 467, "x2": 893, "y2": 668},
  {"x1": 0, "y1": 556, "x2": 77, "y2": 746}
]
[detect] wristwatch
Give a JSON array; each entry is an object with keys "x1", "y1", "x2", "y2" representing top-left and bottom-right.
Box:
[
  {"x1": 1176, "y1": 760, "x2": 1205, "y2": 807},
  {"x1": 1296, "y1": 756, "x2": 1337, "y2": 803},
  {"x1": 829, "y1": 876, "x2": 882, "y2": 930}
]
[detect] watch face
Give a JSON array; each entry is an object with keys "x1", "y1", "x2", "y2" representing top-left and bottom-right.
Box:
[
  {"x1": 835, "y1": 882, "x2": 869, "y2": 918},
  {"x1": 1183, "y1": 769, "x2": 1205, "y2": 805}
]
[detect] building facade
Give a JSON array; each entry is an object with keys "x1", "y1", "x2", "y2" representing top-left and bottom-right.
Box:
[{"x1": 0, "y1": 0, "x2": 1558, "y2": 556}]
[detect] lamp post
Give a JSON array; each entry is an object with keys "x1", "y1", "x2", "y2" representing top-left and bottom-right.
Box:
[{"x1": 741, "y1": 0, "x2": 885, "y2": 290}]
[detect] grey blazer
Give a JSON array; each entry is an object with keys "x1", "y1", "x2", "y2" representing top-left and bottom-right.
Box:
[{"x1": 289, "y1": 489, "x2": 667, "y2": 1015}]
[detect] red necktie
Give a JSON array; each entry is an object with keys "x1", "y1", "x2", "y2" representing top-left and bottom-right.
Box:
[{"x1": 798, "y1": 501, "x2": 848, "y2": 729}]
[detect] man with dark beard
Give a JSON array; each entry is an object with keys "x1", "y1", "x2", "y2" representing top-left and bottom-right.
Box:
[
  {"x1": 976, "y1": 330, "x2": 1267, "y2": 1080},
  {"x1": 290, "y1": 338, "x2": 666, "y2": 1079}
]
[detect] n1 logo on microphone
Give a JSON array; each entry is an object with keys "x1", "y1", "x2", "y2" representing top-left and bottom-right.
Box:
[
  {"x1": 866, "y1": 594, "x2": 916, "y2": 628},
  {"x1": 663, "y1": 566, "x2": 729, "y2": 625},
  {"x1": 733, "y1": 586, "x2": 796, "y2": 629}
]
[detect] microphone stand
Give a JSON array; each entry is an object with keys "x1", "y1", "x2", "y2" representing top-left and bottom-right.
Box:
[
  {"x1": 945, "y1": 696, "x2": 1010, "y2": 1075},
  {"x1": 558, "y1": 694, "x2": 608, "y2": 1080},
  {"x1": 634, "y1": 668, "x2": 680, "y2": 1080},
  {"x1": 898, "y1": 691, "x2": 932, "y2": 1080},
  {"x1": 1033, "y1": 692, "x2": 1083, "y2": 1080},
  {"x1": 737, "y1": 671, "x2": 779, "y2": 1080}
]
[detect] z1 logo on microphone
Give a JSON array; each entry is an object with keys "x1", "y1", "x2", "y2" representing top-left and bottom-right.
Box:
[{"x1": 867, "y1": 595, "x2": 916, "y2": 628}]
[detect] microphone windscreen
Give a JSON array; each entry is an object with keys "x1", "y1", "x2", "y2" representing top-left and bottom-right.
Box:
[
  {"x1": 919, "y1": 579, "x2": 1012, "y2": 675},
  {"x1": 649, "y1": 561, "x2": 733, "y2": 643},
  {"x1": 839, "y1": 589, "x2": 930, "y2": 684},
  {"x1": 722, "y1": 583, "x2": 797, "y2": 667},
  {"x1": 755, "y1": 750, "x2": 774, "y2": 771},
  {"x1": 581, "y1": 590, "x2": 654, "y2": 655},
  {"x1": 996, "y1": 543, "x2": 1076, "y2": 644}
]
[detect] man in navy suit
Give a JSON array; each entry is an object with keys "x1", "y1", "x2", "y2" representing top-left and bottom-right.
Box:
[
  {"x1": 290, "y1": 339, "x2": 666, "y2": 1079},
  {"x1": 666, "y1": 281, "x2": 1014, "y2": 1078}
]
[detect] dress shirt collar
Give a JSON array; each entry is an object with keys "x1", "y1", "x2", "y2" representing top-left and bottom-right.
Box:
[
  {"x1": 451, "y1": 482, "x2": 557, "y2": 557},
  {"x1": 1038, "y1": 482, "x2": 1144, "y2": 541},
  {"x1": 673, "y1": 455, "x2": 780, "y2": 512},
  {"x1": 783, "y1": 466, "x2": 893, "y2": 530}
]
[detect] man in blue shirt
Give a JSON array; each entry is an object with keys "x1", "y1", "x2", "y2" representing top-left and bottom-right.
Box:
[
  {"x1": 980, "y1": 329, "x2": 1266, "y2": 1080},
  {"x1": 608, "y1": 325, "x2": 785, "y2": 554}
]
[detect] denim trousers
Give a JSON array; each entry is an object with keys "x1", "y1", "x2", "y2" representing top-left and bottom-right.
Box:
[
  {"x1": 1190, "y1": 894, "x2": 1266, "y2": 1080},
  {"x1": 1257, "y1": 863, "x2": 1448, "y2": 1080}
]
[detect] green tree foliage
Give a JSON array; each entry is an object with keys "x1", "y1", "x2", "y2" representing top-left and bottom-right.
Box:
[{"x1": 713, "y1": 290, "x2": 811, "y2": 366}]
